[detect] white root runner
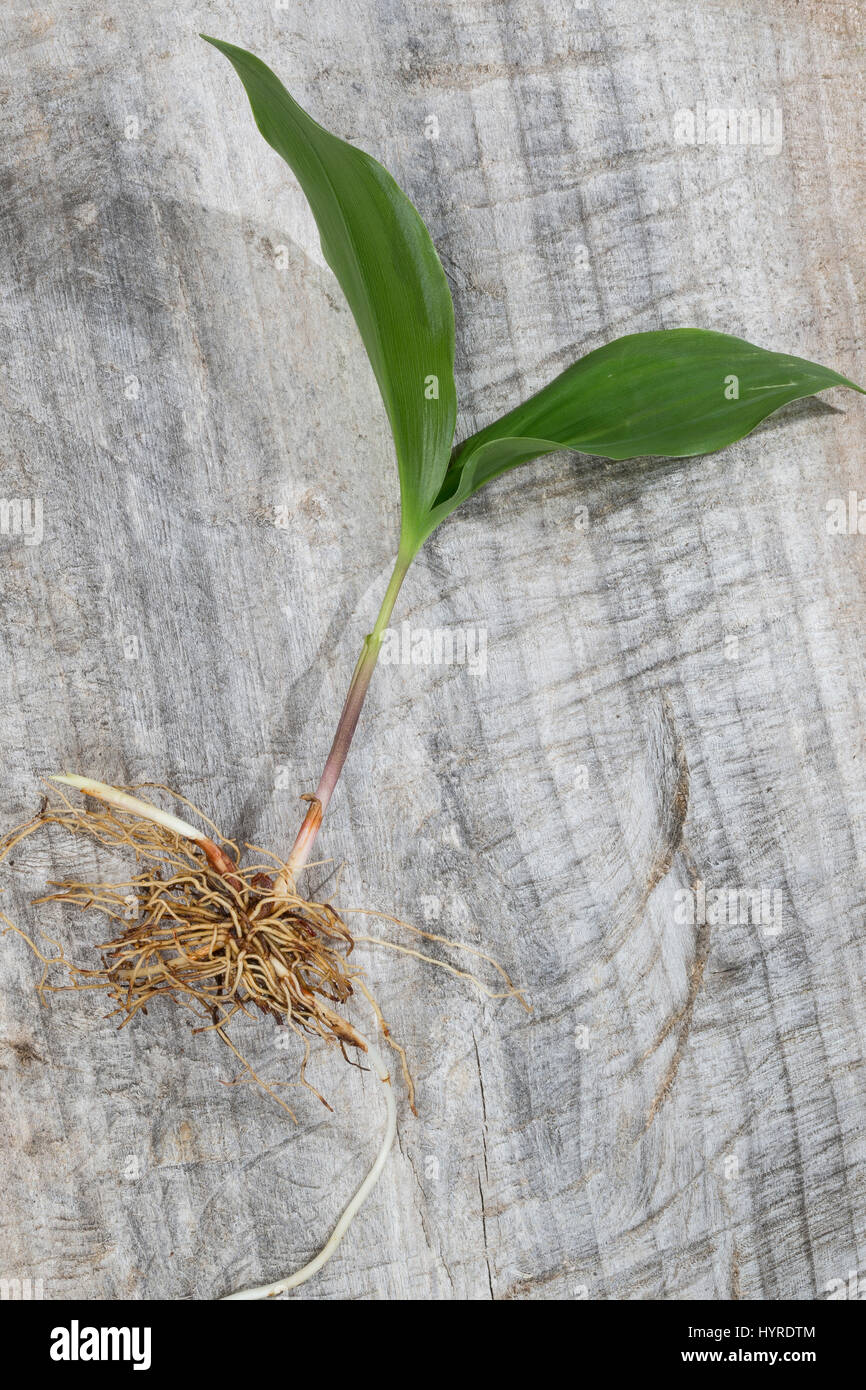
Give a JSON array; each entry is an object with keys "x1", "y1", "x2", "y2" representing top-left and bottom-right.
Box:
[
  {"x1": 222, "y1": 1038, "x2": 397, "y2": 1300},
  {"x1": 49, "y1": 775, "x2": 206, "y2": 841}
]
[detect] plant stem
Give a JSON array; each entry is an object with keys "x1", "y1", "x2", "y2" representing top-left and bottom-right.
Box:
[{"x1": 284, "y1": 551, "x2": 411, "y2": 879}]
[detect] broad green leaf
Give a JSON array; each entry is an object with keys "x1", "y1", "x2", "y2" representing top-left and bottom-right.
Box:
[
  {"x1": 428, "y1": 328, "x2": 862, "y2": 528},
  {"x1": 202, "y1": 36, "x2": 457, "y2": 552}
]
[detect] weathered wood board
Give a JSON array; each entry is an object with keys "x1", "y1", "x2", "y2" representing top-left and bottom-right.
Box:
[{"x1": 1, "y1": 0, "x2": 864, "y2": 1300}]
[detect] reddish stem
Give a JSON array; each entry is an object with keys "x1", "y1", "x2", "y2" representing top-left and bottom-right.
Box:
[
  {"x1": 285, "y1": 553, "x2": 410, "y2": 879},
  {"x1": 200, "y1": 836, "x2": 243, "y2": 891}
]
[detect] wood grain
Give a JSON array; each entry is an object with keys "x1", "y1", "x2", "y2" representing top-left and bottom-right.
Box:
[{"x1": 1, "y1": 0, "x2": 864, "y2": 1300}]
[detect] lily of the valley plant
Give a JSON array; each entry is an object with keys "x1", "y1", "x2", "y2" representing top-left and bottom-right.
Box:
[{"x1": 3, "y1": 37, "x2": 861, "y2": 1299}]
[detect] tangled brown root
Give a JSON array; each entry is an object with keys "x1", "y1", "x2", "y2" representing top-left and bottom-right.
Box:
[
  {"x1": 0, "y1": 780, "x2": 531, "y2": 1298},
  {"x1": 1, "y1": 782, "x2": 528, "y2": 1125},
  {"x1": 0, "y1": 784, "x2": 418, "y2": 1119}
]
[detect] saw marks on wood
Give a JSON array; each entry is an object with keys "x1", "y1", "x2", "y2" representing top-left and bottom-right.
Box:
[{"x1": 0, "y1": 0, "x2": 864, "y2": 1299}]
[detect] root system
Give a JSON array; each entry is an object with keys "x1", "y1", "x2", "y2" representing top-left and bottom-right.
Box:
[
  {"x1": 1, "y1": 783, "x2": 525, "y2": 1115},
  {"x1": 0, "y1": 784, "x2": 405, "y2": 1118},
  {"x1": 0, "y1": 779, "x2": 526, "y2": 1296}
]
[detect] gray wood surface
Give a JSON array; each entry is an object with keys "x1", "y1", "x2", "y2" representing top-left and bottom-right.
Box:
[{"x1": 1, "y1": 0, "x2": 864, "y2": 1301}]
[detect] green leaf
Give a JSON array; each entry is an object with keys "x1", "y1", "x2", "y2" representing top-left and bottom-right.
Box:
[
  {"x1": 202, "y1": 36, "x2": 457, "y2": 553},
  {"x1": 429, "y1": 328, "x2": 863, "y2": 527}
]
